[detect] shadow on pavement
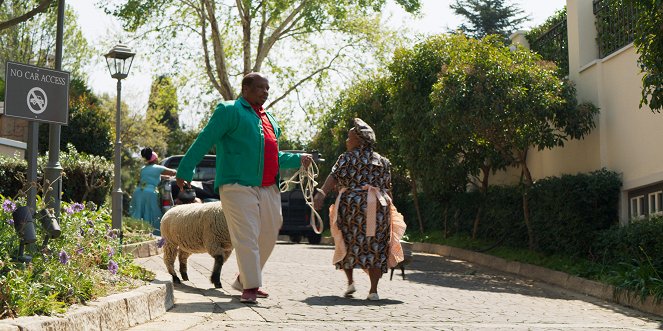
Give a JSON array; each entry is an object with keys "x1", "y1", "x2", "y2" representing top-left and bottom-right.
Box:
[{"x1": 302, "y1": 295, "x2": 403, "y2": 306}]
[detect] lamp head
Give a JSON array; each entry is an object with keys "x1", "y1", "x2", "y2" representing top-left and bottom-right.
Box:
[
  {"x1": 104, "y1": 43, "x2": 135, "y2": 80},
  {"x1": 38, "y1": 209, "x2": 61, "y2": 239}
]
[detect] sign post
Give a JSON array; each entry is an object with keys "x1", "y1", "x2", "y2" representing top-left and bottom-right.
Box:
[{"x1": 3, "y1": 61, "x2": 69, "y2": 217}]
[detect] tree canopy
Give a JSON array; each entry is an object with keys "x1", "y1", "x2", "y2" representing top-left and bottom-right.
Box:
[
  {"x1": 0, "y1": 0, "x2": 54, "y2": 31},
  {"x1": 102, "y1": 0, "x2": 420, "y2": 134},
  {"x1": 627, "y1": 0, "x2": 663, "y2": 112},
  {"x1": 450, "y1": 0, "x2": 528, "y2": 40}
]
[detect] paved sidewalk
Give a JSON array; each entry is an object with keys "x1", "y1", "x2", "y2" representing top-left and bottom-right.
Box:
[{"x1": 131, "y1": 242, "x2": 662, "y2": 330}]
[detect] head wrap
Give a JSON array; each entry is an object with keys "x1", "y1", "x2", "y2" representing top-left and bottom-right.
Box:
[
  {"x1": 148, "y1": 152, "x2": 158, "y2": 163},
  {"x1": 353, "y1": 118, "x2": 376, "y2": 145}
]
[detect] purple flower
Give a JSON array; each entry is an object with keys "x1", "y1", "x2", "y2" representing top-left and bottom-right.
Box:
[
  {"x1": 59, "y1": 250, "x2": 69, "y2": 265},
  {"x1": 107, "y1": 246, "x2": 115, "y2": 258},
  {"x1": 72, "y1": 203, "x2": 84, "y2": 212},
  {"x1": 79, "y1": 227, "x2": 85, "y2": 237},
  {"x1": 65, "y1": 206, "x2": 74, "y2": 215},
  {"x1": 108, "y1": 260, "x2": 119, "y2": 275},
  {"x1": 157, "y1": 238, "x2": 166, "y2": 248},
  {"x1": 7, "y1": 219, "x2": 13, "y2": 225},
  {"x1": 106, "y1": 229, "x2": 117, "y2": 239},
  {"x1": 2, "y1": 200, "x2": 15, "y2": 213},
  {"x1": 86, "y1": 219, "x2": 94, "y2": 227},
  {"x1": 75, "y1": 244, "x2": 84, "y2": 255}
]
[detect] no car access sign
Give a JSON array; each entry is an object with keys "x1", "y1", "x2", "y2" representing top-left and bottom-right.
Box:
[{"x1": 3, "y1": 61, "x2": 70, "y2": 125}]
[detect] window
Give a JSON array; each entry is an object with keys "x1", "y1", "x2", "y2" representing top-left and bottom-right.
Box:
[
  {"x1": 649, "y1": 191, "x2": 663, "y2": 215},
  {"x1": 631, "y1": 195, "x2": 645, "y2": 219}
]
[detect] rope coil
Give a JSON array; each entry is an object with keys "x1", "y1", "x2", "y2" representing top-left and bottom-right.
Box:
[{"x1": 279, "y1": 161, "x2": 324, "y2": 234}]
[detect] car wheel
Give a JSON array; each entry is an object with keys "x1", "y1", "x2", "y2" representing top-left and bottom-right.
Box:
[
  {"x1": 307, "y1": 233, "x2": 322, "y2": 245},
  {"x1": 290, "y1": 235, "x2": 302, "y2": 244}
]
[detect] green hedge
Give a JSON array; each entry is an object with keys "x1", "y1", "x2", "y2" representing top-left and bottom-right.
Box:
[
  {"x1": 0, "y1": 147, "x2": 112, "y2": 206},
  {"x1": 409, "y1": 169, "x2": 621, "y2": 257},
  {"x1": 593, "y1": 216, "x2": 663, "y2": 268}
]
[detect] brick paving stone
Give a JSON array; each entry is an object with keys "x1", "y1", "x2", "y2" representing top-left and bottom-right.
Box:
[{"x1": 128, "y1": 242, "x2": 663, "y2": 330}]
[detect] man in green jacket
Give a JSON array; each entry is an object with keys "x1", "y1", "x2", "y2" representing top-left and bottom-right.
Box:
[{"x1": 176, "y1": 72, "x2": 312, "y2": 303}]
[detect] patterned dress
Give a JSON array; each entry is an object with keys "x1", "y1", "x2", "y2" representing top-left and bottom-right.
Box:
[{"x1": 331, "y1": 146, "x2": 392, "y2": 273}]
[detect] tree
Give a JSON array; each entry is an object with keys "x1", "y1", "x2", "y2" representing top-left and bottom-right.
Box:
[
  {"x1": 430, "y1": 35, "x2": 599, "y2": 249},
  {"x1": 103, "y1": 0, "x2": 420, "y2": 114},
  {"x1": 39, "y1": 79, "x2": 114, "y2": 159},
  {"x1": 0, "y1": 4, "x2": 91, "y2": 77},
  {"x1": 626, "y1": 0, "x2": 663, "y2": 112},
  {"x1": 450, "y1": 0, "x2": 528, "y2": 40},
  {"x1": 147, "y1": 75, "x2": 180, "y2": 132},
  {"x1": 310, "y1": 74, "x2": 426, "y2": 233},
  {"x1": 0, "y1": 0, "x2": 54, "y2": 31}
]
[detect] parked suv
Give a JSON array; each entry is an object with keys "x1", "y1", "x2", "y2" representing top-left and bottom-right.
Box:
[
  {"x1": 279, "y1": 150, "x2": 324, "y2": 244},
  {"x1": 158, "y1": 155, "x2": 218, "y2": 213}
]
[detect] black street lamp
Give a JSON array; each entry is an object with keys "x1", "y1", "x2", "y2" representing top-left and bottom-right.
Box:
[
  {"x1": 12, "y1": 206, "x2": 36, "y2": 263},
  {"x1": 104, "y1": 43, "x2": 135, "y2": 233}
]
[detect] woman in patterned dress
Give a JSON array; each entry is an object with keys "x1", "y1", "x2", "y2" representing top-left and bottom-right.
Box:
[{"x1": 314, "y1": 118, "x2": 403, "y2": 301}]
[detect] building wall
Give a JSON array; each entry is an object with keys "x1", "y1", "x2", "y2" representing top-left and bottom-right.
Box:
[
  {"x1": 500, "y1": 0, "x2": 663, "y2": 223},
  {"x1": 0, "y1": 102, "x2": 28, "y2": 158}
]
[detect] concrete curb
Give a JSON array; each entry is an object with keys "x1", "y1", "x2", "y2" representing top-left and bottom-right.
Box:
[
  {"x1": 0, "y1": 282, "x2": 174, "y2": 331},
  {"x1": 320, "y1": 237, "x2": 663, "y2": 317},
  {"x1": 123, "y1": 239, "x2": 163, "y2": 258}
]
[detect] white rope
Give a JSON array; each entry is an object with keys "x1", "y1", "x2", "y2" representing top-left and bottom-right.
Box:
[{"x1": 279, "y1": 161, "x2": 324, "y2": 234}]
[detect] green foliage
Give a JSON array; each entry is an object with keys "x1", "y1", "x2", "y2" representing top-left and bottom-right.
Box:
[
  {"x1": 0, "y1": 147, "x2": 112, "y2": 206},
  {"x1": 148, "y1": 75, "x2": 180, "y2": 132},
  {"x1": 0, "y1": 200, "x2": 152, "y2": 319},
  {"x1": 39, "y1": 78, "x2": 113, "y2": 159},
  {"x1": 528, "y1": 169, "x2": 622, "y2": 255},
  {"x1": 0, "y1": 4, "x2": 91, "y2": 77},
  {"x1": 625, "y1": 0, "x2": 663, "y2": 112},
  {"x1": 411, "y1": 169, "x2": 621, "y2": 257},
  {"x1": 0, "y1": 156, "x2": 28, "y2": 199},
  {"x1": 450, "y1": 0, "x2": 529, "y2": 40},
  {"x1": 525, "y1": 8, "x2": 568, "y2": 75},
  {"x1": 593, "y1": 217, "x2": 663, "y2": 302},
  {"x1": 59, "y1": 145, "x2": 113, "y2": 206},
  {"x1": 594, "y1": 0, "x2": 636, "y2": 58},
  {"x1": 121, "y1": 216, "x2": 156, "y2": 245}
]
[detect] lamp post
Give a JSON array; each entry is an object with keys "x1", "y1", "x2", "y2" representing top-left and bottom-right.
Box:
[{"x1": 104, "y1": 43, "x2": 135, "y2": 233}]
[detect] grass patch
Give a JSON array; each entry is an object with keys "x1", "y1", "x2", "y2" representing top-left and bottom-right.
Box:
[
  {"x1": 402, "y1": 231, "x2": 613, "y2": 283},
  {"x1": 122, "y1": 216, "x2": 157, "y2": 245}
]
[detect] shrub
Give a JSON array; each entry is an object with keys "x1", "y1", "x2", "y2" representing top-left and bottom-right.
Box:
[
  {"x1": 0, "y1": 199, "x2": 153, "y2": 319},
  {"x1": 0, "y1": 146, "x2": 113, "y2": 207},
  {"x1": 58, "y1": 145, "x2": 113, "y2": 206}
]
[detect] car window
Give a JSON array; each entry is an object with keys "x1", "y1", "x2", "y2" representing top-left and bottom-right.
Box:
[{"x1": 162, "y1": 156, "x2": 216, "y2": 182}]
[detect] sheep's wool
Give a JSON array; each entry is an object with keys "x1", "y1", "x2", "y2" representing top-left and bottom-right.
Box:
[{"x1": 160, "y1": 202, "x2": 233, "y2": 260}]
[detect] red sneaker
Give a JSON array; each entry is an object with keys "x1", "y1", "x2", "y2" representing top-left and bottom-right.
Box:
[
  {"x1": 256, "y1": 288, "x2": 269, "y2": 298},
  {"x1": 240, "y1": 288, "x2": 257, "y2": 304},
  {"x1": 233, "y1": 276, "x2": 269, "y2": 298}
]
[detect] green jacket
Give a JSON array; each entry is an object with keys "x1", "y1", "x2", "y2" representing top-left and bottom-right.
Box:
[{"x1": 176, "y1": 97, "x2": 302, "y2": 190}]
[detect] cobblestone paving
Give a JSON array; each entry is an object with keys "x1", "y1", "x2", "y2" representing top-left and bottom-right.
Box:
[{"x1": 131, "y1": 242, "x2": 663, "y2": 330}]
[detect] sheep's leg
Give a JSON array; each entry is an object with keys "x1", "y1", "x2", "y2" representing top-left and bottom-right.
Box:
[
  {"x1": 178, "y1": 250, "x2": 192, "y2": 281},
  {"x1": 211, "y1": 255, "x2": 225, "y2": 288},
  {"x1": 163, "y1": 243, "x2": 181, "y2": 284}
]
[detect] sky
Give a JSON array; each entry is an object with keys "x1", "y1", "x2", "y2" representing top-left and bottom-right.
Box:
[{"x1": 67, "y1": 0, "x2": 567, "y2": 128}]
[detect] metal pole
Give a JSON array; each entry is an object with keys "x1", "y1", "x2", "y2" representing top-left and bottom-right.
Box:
[
  {"x1": 111, "y1": 79, "x2": 123, "y2": 232},
  {"x1": 26, "y1": 122, "x2": 39, "y2": 214},
  {"x1": 44, "y1": 0, "x2": 65, "y2": 218}
]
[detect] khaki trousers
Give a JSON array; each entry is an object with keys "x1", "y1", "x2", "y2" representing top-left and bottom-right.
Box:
[{"x1": 219, "y1": 183, "x2": 282, "y2": 289}]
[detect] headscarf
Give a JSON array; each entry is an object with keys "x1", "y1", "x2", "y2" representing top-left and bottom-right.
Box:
[
  {"x1": 148, "y1": 152, "x2": 158, "y2": 163},
  {"x1": 353, "y1": 118, "x2": 376, "y2": 146}
]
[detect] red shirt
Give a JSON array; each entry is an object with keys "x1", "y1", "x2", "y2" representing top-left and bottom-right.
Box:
[{"x1": 252, "y1": 105, "x2": 279, "y2": 186}]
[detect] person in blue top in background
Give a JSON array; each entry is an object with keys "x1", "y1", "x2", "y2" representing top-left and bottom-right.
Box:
[{"x1": 130, "y1": 147, "x2": 176, "y2": 234}]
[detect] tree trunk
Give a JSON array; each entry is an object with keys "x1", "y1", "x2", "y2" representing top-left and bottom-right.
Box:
[
  {"x1": 443, "y1": 206, "x2": 448, "y2": 239},
  {"x1": 409, "y1": 178, "x2": 424, "y2": 234},
  {"x1": 519, "y1": 151, "x2": 535, "y2": 250},
  {"x1": 471, "y1": 165, "x2": 491, "y2": 239}
]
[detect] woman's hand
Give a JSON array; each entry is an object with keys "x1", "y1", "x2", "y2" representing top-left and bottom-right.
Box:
[{"x1": 313, "y1": 188, "x2": 326, "y2": 210}]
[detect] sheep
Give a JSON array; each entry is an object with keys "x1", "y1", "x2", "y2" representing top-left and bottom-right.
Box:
[{"x1": 160, "y1": 202, "x2": 233, "y2": 288}]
